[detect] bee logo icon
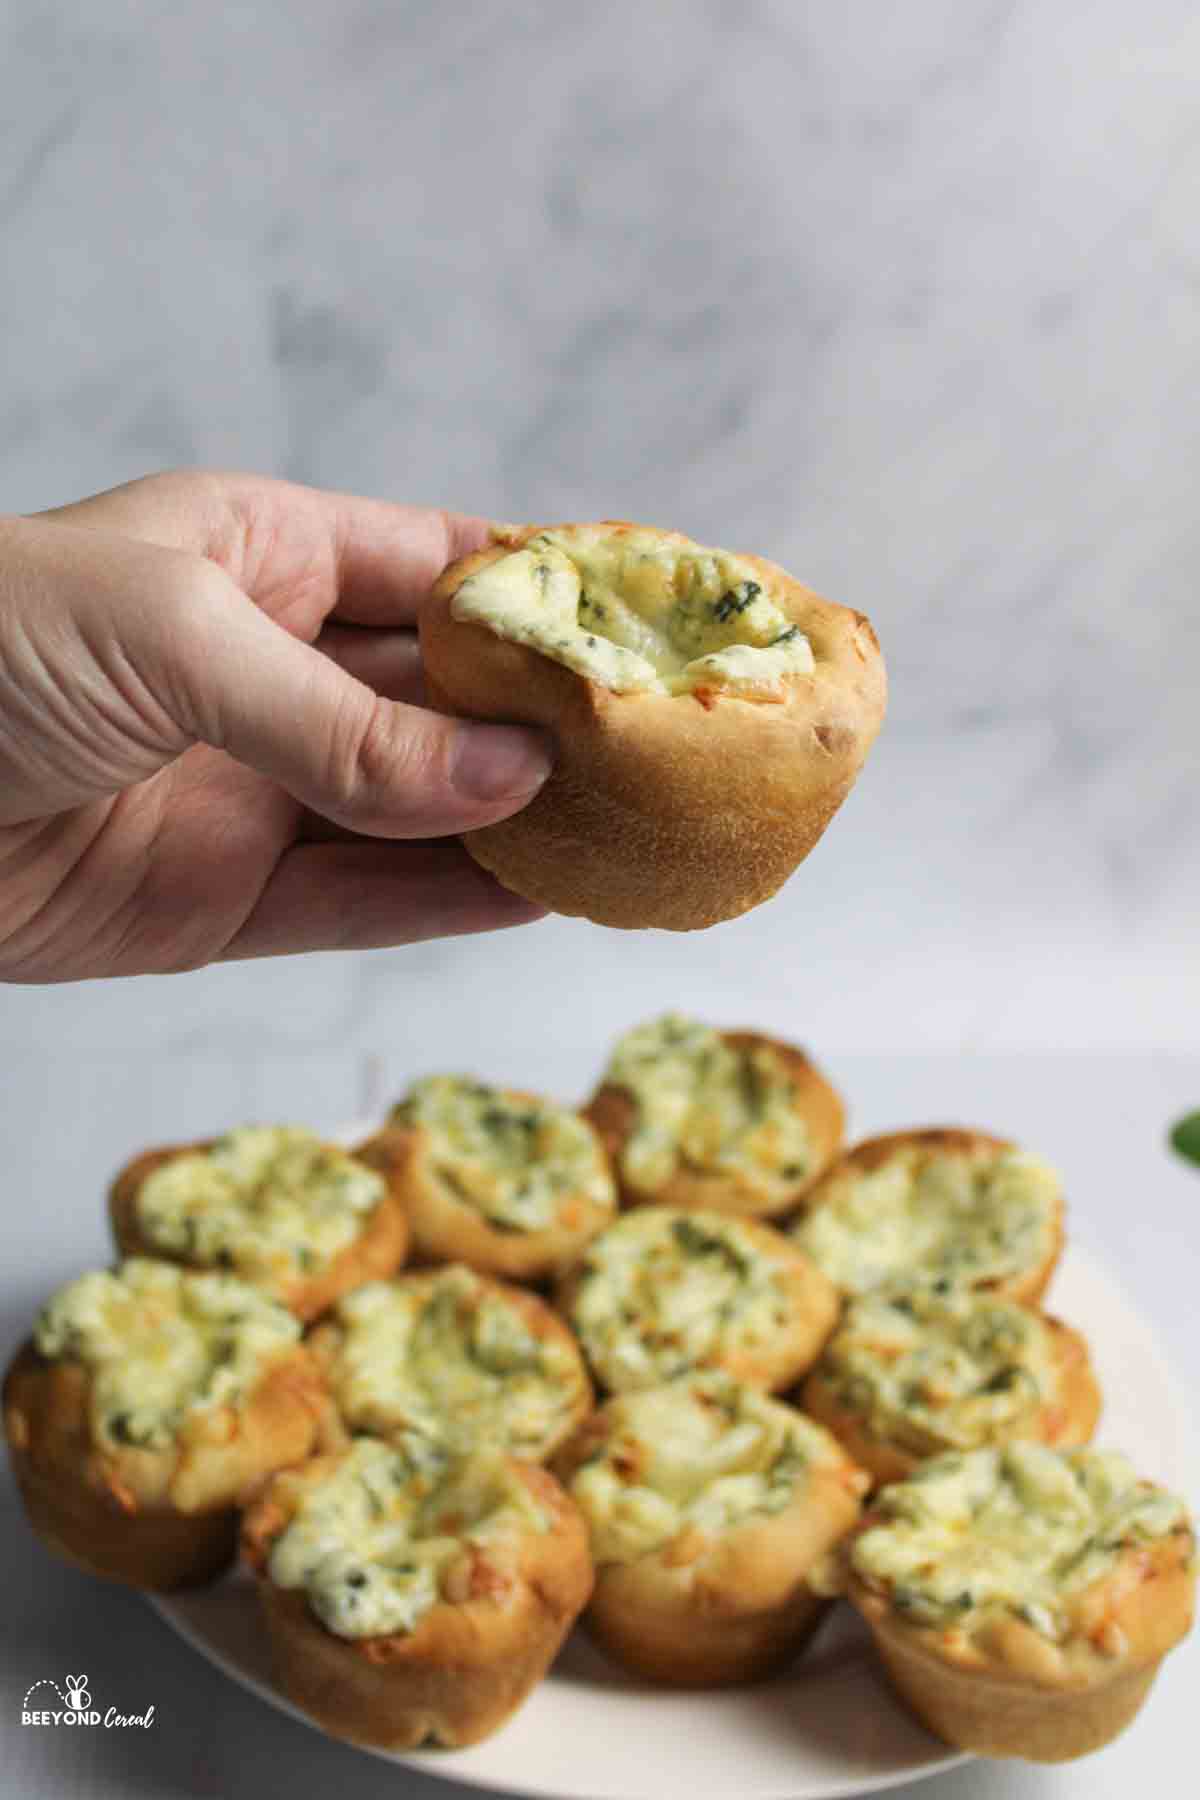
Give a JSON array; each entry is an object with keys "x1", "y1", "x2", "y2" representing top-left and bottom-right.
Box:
[{"x1": 64, "y1": 1675, "x2": 91, "y2": 1710}]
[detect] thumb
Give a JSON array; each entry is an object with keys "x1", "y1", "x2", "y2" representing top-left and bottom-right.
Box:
[{"x1": 170, "y1": 558, "x2": 551, "y2": 838}]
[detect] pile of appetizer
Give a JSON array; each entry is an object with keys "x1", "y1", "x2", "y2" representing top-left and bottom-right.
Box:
[{"x1": 3, "y1": 1014, "x2": 1194, "y2": 1763}]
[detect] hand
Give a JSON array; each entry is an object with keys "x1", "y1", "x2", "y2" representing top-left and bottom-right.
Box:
[{"x1": 0, "y1": 470, "x2": 552, "y2": 981}]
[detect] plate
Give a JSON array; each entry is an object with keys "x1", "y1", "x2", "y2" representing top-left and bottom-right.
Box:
[{"x1": 149, "y1": 1246, "x2": 1195, "y2": 1800}]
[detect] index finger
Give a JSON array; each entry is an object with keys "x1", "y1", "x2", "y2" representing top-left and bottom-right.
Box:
[
  {"x1": 327, "y1": 493, "x2": 493, "y2": 627},
  {"x1": 40, "y1": 469, "x2": 494, "y2": 631}
]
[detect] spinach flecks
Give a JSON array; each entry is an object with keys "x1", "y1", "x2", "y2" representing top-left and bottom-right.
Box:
[{"x1": 713, "y1": 580, "x2": 761, "y2": 623}]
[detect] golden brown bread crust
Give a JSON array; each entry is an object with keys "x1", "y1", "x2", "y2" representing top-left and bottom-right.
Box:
[
  {"x1": 801, "y1": 1310, "x2": 1103, "y2": 1488},
  {"x1": 108, "y1": 1132, "x2": 410, "y2": 1322},
  {"x1": 3, "y1": 1337, "x2": 328, "y2": 1590},
  {"x1": 419, "y1": 522, "x2": 887, "y2": 931},
  {"x1": 555, "y1": 1408, "x2": 868, "y2": 1685},
  {"x1": 825, "y1": 1127, "x2": 1010, "y2": 1178},
  {"x1": 580, "y1": 1546, "x2": 830, "y2": 1687},
  {"x1": 554, "y1": 1210, "x2": 840, "y2": 1395},
  {"x1": 365, "y1": 1104, "x2": 615, "y2": 1283},
  {"x1": 792, "y1": 1127, "x2": 1066, "y2": 1306},
  {"x1": 584, "y1": 1032, "x2": 845, "y2": 1217},
  {"x1": 847, "y1": 1528, "x2": 1195, "y2": 1760},
  {"x1": 241, "y1": 1458, "x2": 592, "y2": 1749},
  {"x1": 307, "y1": 1265, "x2": 594, "y2": 1462}
]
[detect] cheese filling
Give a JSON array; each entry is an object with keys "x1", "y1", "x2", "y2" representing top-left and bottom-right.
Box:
[
  {"x1": 569, "y1": 1373, "x2": 844, "y2": 1564},
  {"x1": 568, "y1": 1208, "x2": 792, "y2": 1392},
  {"x1": 814, "y1": 1288, "x2": 1059, "y2": 1454},
  {"x1": 322, "y1": 1267, "x2": 585, "y2": 1461},
  {"x1": 792, "y1": 1145, "x2": 1061, "y2": 1296},
  {"x1": 134, "y1": 1126, "x2": 385, "y2": 1284},
  {"x1": 852, "y1": 1444, "x2": 1190, "y2": 1641},
  {"x1": 33, "y1": 1258, "x2": 301, "y2": 1451},
  {"x1": 390, "y1": 1075, "x2": 613, "y2": 1234},
  {"x1": 451, "y1": 526, "x2": 815, "y2": 698},
  {"x1": 267, "y1": 1439, "x2": 547, "y2": 1639},
  {"x1": 604, "y1": 1014, "x2": 814, "y2": 1196}
]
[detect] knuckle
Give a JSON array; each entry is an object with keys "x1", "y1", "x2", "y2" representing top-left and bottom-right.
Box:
[
  {"x1": 129, "y1": 466, "x2": 198, "y2": 499},
  {"x1": 322, "y1": 694, "x2": 449, "y2": 826},
  {"x1": 122, "y1": 467, "x2": 222, "y2": 524},
  {"x1": 163, "y1": 559, "x2": 225, "y2": 656},
  {"x1": 164, "y1": 546, "x2": 232, "y2": 621},
  {"x1": 153, "y1": 552, "x2": 241, "y2": 741}
]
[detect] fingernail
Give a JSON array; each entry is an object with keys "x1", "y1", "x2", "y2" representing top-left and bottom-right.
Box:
[{"x1": 451, "y1": 722, "x2": 553, "y2": 802}]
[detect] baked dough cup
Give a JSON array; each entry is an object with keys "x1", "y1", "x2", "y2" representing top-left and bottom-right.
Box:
[
  {"x1": 376, "y1": 1075, "x2": 616, "y2": 1282},
  {"x1": 419, "y1": 521, "x2": 886, "y2": 930},
  {"x1": 843, "y1": 1444, "x2": 1196, "y2": 1761},
  {"x1": 307, "y1": 1264, "x2": 592, "y2": 1464},
  {"x1": 790, "y1": 1128, "x2": 1065, "y2": 1304},
  {"x1": 801, "y1": 1287, "x2": 1101, "y2": 1487},
  {"x1": 3, "y1": 1259, "x2": 329, "y2": 1590},
  {"x1": 109, "y1": 1125, "x2": 410, "y2": 1322},
  {"x1": 556, "y1": 1206, "x2": 838, "y2": 1395},
  {"x1": 241, "y1": 1438, "x2": 592, "y2": 1750},
  {"x1": 584, "y1": 1014, "x2": 844, "y2": 1217},
  {"x1": 555, "y1": 1372, "x2": 869, "y2": 1685}
]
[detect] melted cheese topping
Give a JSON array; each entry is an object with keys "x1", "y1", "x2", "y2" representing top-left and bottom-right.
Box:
[
  {"x1": 567, "y1": 1208, "x2": 792, "y2": 1393},
  {"x1": 390, "y1": 1075, "x2": 613, "y2": 1234},
  {"x1": 322, "y1": 1267, "x2": 586, "y2": 1461},
  {"x1": 792, "y1": 1143, "x2": 1061, "y2": 1296},
  {"x1": 569, "y1": 1372, "x2": 846, "y2": 1564},
  {"x1": 852, "y1": 1444, "x2": 1190, "y2": 1641},
  {"x1": 33, "y1": 1258, "x2": 300, "y2": 1451},
  {"x1": 814, "y1": 1288, "x2": 1059, "y2": 1455},
  {"x1": 604, "y1": 1014, "x2": 814, "y2": 1198},
  {"x1": 134, "y1": 1126, "x2": 385, "y2": 1286},
  {"x1": 451, "y1": 526, "x2": 815, "y2": 698},
  {"x1": 267, "y1": 1439, "x2": 547, "y2": 1639}
]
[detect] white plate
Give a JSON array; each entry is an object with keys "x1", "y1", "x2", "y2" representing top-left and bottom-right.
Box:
[{"x1": 149, "y1": 1246, "x2": 1195, "y2": 1800}]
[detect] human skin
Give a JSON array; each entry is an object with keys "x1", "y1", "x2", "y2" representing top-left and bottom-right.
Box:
[{"x1": 0, "y1": 471, "x2": 553, "y2": 981}]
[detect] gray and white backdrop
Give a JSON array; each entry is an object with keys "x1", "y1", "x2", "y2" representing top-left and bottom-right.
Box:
[{"x1": 3, "y1": 7, "x2": 1200, "y2": 1800}]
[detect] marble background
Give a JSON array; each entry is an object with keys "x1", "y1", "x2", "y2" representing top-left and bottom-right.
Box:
[{"x1": 3, "y1": 0, "x2": 1199, "y2": 1065}]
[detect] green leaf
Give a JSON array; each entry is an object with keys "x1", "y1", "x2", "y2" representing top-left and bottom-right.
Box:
[{"x1": 1169, "y1": 1111, "x2": 1200, "y2": 1168}]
